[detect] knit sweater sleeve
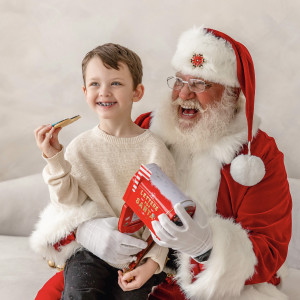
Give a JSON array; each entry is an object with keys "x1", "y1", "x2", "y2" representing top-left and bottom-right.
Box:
[
  {"x1": 42, "y1": 141, "x2": 88, "y2": 207},
  {"x1": 141, "y1": 228, "x2": 169, "y2": 274}
]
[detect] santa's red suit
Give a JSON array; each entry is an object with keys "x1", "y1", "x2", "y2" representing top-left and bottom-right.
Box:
[
  {"x1": 33, "y1": 27, "x2": 292, "y2": 300},
  {"x1": 137, "y1": 108, "x2": 292, "y2": 300}
]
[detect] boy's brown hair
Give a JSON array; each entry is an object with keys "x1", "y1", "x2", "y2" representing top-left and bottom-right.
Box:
[{"x1": 82, "y1": 43, "x2": 143, "y2": 89}]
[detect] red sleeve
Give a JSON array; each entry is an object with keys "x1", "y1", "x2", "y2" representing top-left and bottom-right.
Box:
[{"x1": 234, "y1": 131, "x2": 292, "y2": 284}]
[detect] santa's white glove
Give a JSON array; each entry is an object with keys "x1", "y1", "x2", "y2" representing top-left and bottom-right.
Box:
[
  {"x1": 76, "y1": 217, "x2": 147, "y2": 265},
  {"x1": 151, "y1": 203, "x2": 213, "y2": 259}
]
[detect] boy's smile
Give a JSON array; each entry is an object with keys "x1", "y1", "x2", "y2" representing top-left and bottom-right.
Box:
[
  {"x1": 96, "y1": 101, "x2": 118, "y2": 111},
  {"x1": 97, "y1": 102, "x2": 117, "y2": 107}
]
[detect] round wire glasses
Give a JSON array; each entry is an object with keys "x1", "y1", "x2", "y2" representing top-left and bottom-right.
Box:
[{"x1": 167, "y1": 76, "x2": 211, "y2": 93}]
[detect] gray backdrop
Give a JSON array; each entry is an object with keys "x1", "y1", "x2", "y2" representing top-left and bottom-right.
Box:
[{"x1": 1, "y1": 0, "x2": 299, "y2": 181}]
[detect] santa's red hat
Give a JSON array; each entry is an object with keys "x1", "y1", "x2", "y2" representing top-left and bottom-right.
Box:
[{"x1": 172, "y1": 26, "x2": 265, "y2": 186}]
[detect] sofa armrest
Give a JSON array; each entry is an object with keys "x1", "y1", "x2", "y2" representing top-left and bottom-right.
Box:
[
  {"x1": 0, "y1": 173, "x2": 49, "y2": 236},
  {"x1": 287, "y1": 178, "x2": 300, "y2": 270}
]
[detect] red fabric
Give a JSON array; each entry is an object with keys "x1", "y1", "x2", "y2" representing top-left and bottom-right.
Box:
[
  {"x1": 35, "y1": 271, "x2": 64, "y2": 300},
  {"x1": 190, "y1": 259, "x2": 205, "y2": 283},
  {"x1": 206, "y1": 28, "x2": 255, "y2": 144},
  {"x1": 135, "y1": 112, "x2": 152, "y2": 129},
  {"x1": 148, "y1": 279, "x2": 186, "y2": 300},
  {"x1": 217, "y1": 130, "x2": 292, "y2": 285},
  {"x1": 53, "y1": 231, "x2": 76, "y2": 251}
]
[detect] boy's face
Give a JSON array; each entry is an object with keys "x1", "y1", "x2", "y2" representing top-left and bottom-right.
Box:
[{"x1": 83, "y1": 56, "x2": 143, "y2": 122}]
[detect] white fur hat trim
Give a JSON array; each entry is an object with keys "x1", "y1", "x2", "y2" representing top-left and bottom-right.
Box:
[
  {"x1": 171, "y1": 26, "x2": 239, "y2": 87},
  {"x1": 230, "y1": 154, "x2": 266, "y2": 186}
]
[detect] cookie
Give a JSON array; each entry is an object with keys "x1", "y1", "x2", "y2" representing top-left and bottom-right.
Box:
[{"x1": 52, "y1": 115, "x2": 81, "y2": 128}]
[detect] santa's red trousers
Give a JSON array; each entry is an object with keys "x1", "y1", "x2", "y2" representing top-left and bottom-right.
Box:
[{"x1": 35, "y1": 271, "x2": 186, "y2": 300}]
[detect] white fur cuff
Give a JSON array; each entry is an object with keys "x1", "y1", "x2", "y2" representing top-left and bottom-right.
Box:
[
  {"x1": 176, "y1": 216, "x2": 257, "y2": 299},
  {"x1": 30, "y1": 200, "x2": 103, "y2": 266}
]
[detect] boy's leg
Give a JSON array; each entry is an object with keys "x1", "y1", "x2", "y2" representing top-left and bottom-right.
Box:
[
  {"x1": 62, "y1": 249, "x2": 114, "y2": 300},
  {"x1": 110, "y1": 272, "x2": 167, "y2": 300}
]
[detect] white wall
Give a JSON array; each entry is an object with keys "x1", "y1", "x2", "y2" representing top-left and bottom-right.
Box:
[{"x1": 1, "y1": 0, "x2": 299, "y2": 181}]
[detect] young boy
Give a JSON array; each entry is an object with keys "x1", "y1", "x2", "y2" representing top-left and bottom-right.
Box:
[{"x1": 34, "y1": 43, "x2": 176, "y2": 299}]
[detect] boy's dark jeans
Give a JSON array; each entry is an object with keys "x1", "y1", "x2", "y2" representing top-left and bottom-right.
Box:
[{"x1": 61, "y1": 249, "x2": 166, "y2": 300}]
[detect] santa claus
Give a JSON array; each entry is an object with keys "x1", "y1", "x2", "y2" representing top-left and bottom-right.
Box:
[{"x1": 33, "y1": 27, "x2": 292, "y2": 300}]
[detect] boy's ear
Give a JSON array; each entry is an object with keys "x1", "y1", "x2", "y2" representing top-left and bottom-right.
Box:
[
  {"x1": 82, "y1": 86, "x2": 87, "y2": 98},
  {"x1": 132, "y1": 84, "x2": 144, "y2": 103}
]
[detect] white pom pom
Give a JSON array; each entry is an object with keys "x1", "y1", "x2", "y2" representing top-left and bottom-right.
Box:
[{"x1": 230, "y1": 154, "x2": 265, "y2": 186}]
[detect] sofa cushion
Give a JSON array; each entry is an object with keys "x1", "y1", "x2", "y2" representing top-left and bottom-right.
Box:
[
  {"x1": 0, "y1": 173, "x2": 49, "y2": 236},
  {"x1": 0, "y1": 235, "x2": 56, "y2": 299},
  {"x1": 286, "y1": 178, "x2": 300, "y2": 269}
]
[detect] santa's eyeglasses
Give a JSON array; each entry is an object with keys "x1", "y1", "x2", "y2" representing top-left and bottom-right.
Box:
[{"x1": 167, "y1": 76, "x2": 211, "y2": 93}]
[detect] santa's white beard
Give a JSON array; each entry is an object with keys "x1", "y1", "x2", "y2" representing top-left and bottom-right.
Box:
[{"x1": 155, "y1": 89, "x2": 238, "y2": 153}]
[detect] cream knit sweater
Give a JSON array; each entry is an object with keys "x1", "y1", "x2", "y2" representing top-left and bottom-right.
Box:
[{"x1": 43, "y1": 125, "x2": 176, "y2": 272}]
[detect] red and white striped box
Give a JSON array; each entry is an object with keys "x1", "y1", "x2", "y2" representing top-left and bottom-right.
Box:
[{"x1": 119, "y1": 163, "x2": 195, "y2": 237}]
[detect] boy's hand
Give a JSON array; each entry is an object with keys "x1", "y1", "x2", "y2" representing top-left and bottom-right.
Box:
[
  {"x1": 34, "y1": 124, "x2": 62, "y2": 158},
  {"x1": 117, "y1": 258, "x2": 158, "y2": 292}
]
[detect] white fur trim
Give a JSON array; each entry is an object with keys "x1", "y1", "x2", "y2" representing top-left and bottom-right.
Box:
[
  {"x1": 176, "y1": 217, "x2": 288, "y2": 299},
  {"x1": 30, "y1": 200, "x2": 104, "y2": 266},
  {"x1": 230, "y1": 154, "x2": 266, "y2": 186},
  {"x1": 172, "y1": 26, "x2": 239, "y2": 87},
  {"x1": 176, "y1": 216, "x2": 257, "y2": 299}
]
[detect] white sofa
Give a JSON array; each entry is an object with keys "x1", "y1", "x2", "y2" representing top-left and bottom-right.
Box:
[{"x1": 0, "y1": 174, "x2": 300, "y2": 300}]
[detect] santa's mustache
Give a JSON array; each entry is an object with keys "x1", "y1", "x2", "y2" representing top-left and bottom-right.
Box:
[{"x1": 171, "y1": 98, "x2": 207, "y2": 114}]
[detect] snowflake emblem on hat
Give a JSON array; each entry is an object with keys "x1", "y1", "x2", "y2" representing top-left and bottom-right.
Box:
[{"x1": 191, "y1": 53, "x2": 205, "y2": 68}]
